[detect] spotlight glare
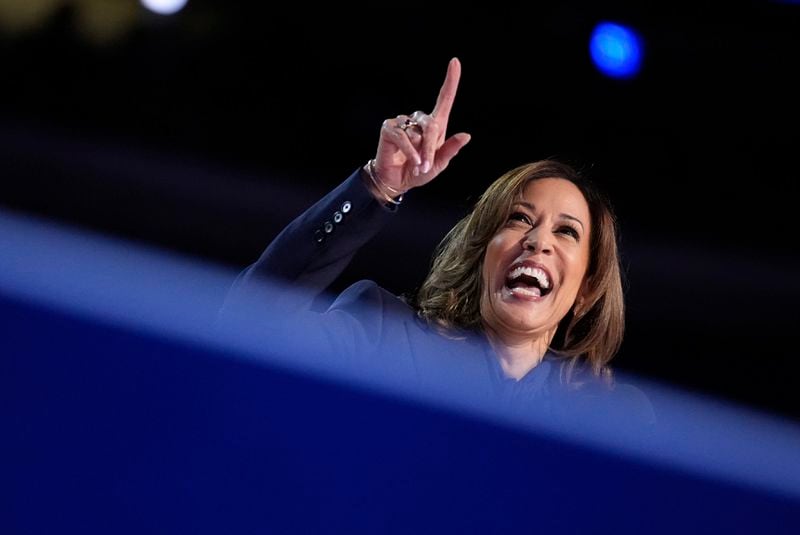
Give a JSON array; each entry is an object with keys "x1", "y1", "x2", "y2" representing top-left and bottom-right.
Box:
[
  {"x1": 590, "y1": 22, "x2": 643, "y2": 79},
  {"x1": 140, "y1": 0, "x2": 189, "y2": 16}
]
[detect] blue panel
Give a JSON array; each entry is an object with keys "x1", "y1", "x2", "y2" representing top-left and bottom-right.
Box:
[
  {"x1": 3, "y1": 293, "x2": 800, "y2": 534},
  {"x1": 2, "y1": 211, "x2": 800, "y2": 533}
]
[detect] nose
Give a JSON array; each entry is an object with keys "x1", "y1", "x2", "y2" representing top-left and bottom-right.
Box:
[{"x1": 523, "y1": 229, "x2": 553, "y2": 254}]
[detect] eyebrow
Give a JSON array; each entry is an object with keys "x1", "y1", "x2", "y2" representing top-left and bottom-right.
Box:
[{"x1": 514, "y1": 201, "x2": 586, "y2": 232}]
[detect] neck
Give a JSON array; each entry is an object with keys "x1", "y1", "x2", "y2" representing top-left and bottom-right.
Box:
[{"x1": 483, "y1": 326, "x2": 555, "y2": 380}]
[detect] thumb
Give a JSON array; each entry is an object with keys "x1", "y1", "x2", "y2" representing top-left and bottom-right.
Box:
[{"x1": 435, "y1": 132, "x2": 471, "y2": 168}]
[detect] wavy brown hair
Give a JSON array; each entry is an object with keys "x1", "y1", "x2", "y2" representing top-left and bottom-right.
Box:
[{"x1": 414, "y1": 160, "x2": 625, "y2": 379}]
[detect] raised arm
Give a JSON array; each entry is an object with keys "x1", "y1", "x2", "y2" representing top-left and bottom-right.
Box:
[{"x1": 221, "y1": 58, "x2": 471, "y2": 316}]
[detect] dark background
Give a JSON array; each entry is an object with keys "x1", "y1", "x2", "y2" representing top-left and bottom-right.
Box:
[{"x1": 1, "y1": 1, "x2": 798, "y2": 420}]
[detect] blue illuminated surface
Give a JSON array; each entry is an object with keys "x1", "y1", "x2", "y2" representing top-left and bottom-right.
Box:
[
  {"x1": 590, "y1": 22, "x2": 643, "y2": 79},
  {"x1": 2, "y1": 208, "x2": 800, "y2": 533}
]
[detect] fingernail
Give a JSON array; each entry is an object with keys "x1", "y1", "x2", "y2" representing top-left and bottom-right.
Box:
[
  {"x1": 422, "y1": 161, "x2": 431, "y2": 174},
  {"x1": 413, "y1": 166, "x2": 420, "y2": 177}
]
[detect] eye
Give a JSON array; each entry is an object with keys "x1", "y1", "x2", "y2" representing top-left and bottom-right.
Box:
[
  {"x1": 558, "y1": 225, "x2": 580, "y2": 240},
  {"x1": 508, "y1": 211, "x2": 532, "y2": 225}
]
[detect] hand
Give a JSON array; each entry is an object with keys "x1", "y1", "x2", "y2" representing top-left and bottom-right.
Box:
[{"x1": 371, "y1": 58, "x2": 471, "y2": 194}]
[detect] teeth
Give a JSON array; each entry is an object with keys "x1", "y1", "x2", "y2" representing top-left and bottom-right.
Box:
[{"x1": 507, "y1": 265, "x2": 550, "y2": 289}]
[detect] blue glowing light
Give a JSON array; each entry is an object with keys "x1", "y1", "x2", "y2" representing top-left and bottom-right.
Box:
[{"x1": 590, "y1": 22, "x2": 643, "y2": 79}]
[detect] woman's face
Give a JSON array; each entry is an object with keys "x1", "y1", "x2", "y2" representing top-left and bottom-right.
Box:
[{"x1": 480, "y1": 178, "x2": 592, "y2": 343}]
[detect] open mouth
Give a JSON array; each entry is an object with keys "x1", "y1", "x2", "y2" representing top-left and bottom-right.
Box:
[{"x1": 504, "y1": 263, "x2": 553, "y2": 298}]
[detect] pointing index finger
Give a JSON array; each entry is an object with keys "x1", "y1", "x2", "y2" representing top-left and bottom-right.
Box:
[{"x1": 431, "y1": 57, "x2": 461, "y2": 120}]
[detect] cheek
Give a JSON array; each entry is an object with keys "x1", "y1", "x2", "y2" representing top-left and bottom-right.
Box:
[
  {"x1": 482, "y1": 235, "x2": 505, "y2": 283},
  {"x1": 564, "y1": 250, "x2": 591, "y2": 294}
]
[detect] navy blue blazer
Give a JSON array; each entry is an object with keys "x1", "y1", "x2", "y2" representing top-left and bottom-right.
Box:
[{"x1": 219, "y1": 168, "x2": 656, "y2": 428}]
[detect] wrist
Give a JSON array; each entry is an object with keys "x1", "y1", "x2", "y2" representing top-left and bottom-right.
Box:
[{"x1": 363, "y1": 159, "x2": 404, "y2": 206}]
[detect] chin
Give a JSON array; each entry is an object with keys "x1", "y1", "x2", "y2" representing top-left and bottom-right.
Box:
[{"x1": 489, "y1": 288, "x2": 568, "y2": 335}]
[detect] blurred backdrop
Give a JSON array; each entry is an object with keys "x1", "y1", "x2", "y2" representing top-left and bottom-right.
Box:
[{"x1": 1, "y1": 0, "x2": 799, "y2": 420}]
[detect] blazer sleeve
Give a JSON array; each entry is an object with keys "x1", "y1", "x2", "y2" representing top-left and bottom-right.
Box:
[
  {"x1": 220, "y1": 167, "x2": 399, "y2": 315},
  {"x1": 215, "y1": 167, "x2": 414, "y2": 374}
]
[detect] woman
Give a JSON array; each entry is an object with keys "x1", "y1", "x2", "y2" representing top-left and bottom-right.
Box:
[{"x1": 221, "y1": 58, "x2": 652, "y2": 424}]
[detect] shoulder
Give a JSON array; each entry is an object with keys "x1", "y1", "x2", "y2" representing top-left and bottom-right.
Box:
[
  {"x1": 549, "y1": 358, "x2": 657, "y2": 429},
  {"x1": 605, "y1": 381, "x2": 657, "y2": 427},
  {"x1": 327, "y1": 280, "x2": 423, "y2": 333},
  {"x1": 329, "y1": 280, "x2": 413, "y2": 313}
]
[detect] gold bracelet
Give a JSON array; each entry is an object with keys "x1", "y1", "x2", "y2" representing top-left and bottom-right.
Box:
[
  {"x1": 366, "y1": 159, "x2": 404, "y2": 205},
  {"x1": 369, "y1": 159, "x2": 406, "y2": 195}
]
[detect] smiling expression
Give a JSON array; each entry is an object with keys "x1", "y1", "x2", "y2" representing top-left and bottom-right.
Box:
[{"x1": 480, "y1": 178, "x2": 592, "y2": 344}]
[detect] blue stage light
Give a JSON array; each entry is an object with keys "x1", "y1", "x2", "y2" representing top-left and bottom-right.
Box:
[{"x1": 590, "y1": 22, "x2": 643, "y2": 79}]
